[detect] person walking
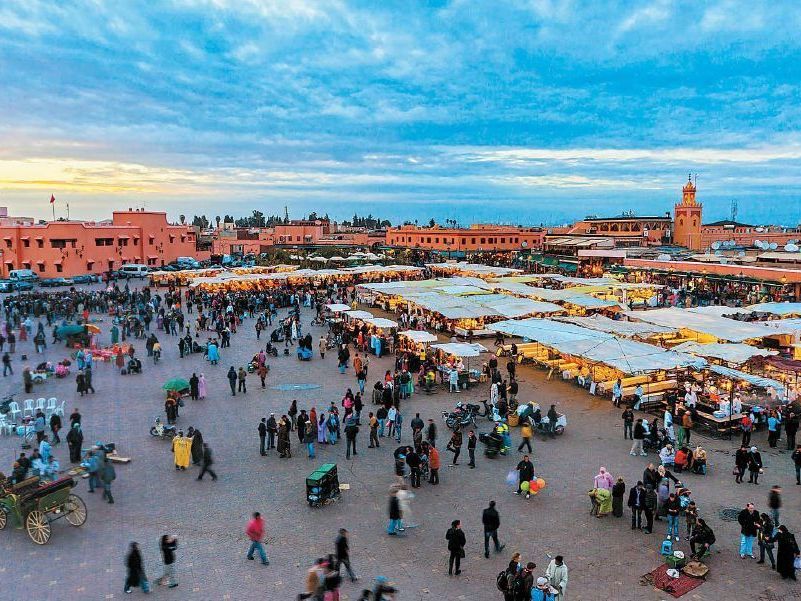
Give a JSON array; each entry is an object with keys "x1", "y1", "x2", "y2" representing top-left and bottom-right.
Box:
[
  {"x1": 2, "y1": 352, "x2": 11, "y2": 376},
  {"x1": 368, "y1": 412, "x2": 380, "y2": 448},
  {"x1": 227, "y1": 366, "x2": 237, "y2": 396},
  {"x1": 124, "y1": 542, "x2": 149, "y2": 594},
  {"x1": 257, "y1": 363, "x2": 268, "y2": 389},
  {"x1": 734, "y1": 444, "x2": 749, "y2": 483},
  {"x1": 335, "y1": 528, "x2": 357, "y2": 582},
  {"x1": 518, "y1": 421, "x2": 533, "y2": 452},
  {"x1": 757, "y1": 513, "x2": 777, "y2": 570},
  {"x1": 237, "y1": 367, "x2": 247, "y2": 394},
  {"x1": 245, "y1": 512, "x2": 269, "y2": 565},
  {"x1": 66, "y1": 423, "x2": 83, "y2": 463},
  {"x1": 612, "y1": 476, "x2": 626, "y2": 518},
  {"x1": 197, "y1": 443, "x2": 217, "y2": 481},
  {"x1": 785, "y1": 412, "x2": 799, "y2": 450},
  {"x1": 49, "y1": 412, "x2": 61, "y2": 445},
  {"x1": 681, "y1": 409, "x2": 693, "y2": 447},
  {"x1": 748, "y1": 446, "x2": 763, "y2": 484},
  {"x1": 429, "y1": 444, "x2": 440, "y2": 484},
  {"x1": 738, "y1": 503, "x2": 759, "y2": 559},
  {"x1": 258, "y1": 418, "x2": 267, "y2": 456},
  {"x1": 447, "y1": 427, "x2": 462, "y2": 466},
  {"x1": 427, "y1": 418, "x2": 437, "y2": 448},
  {"x1": 792, "y1": 444, "x2": 801, "y2": 485},
  {"x1": 630, "y1": 419, "x2": 646, "y2": 456},
  {"x1": 769, "y1": 485, "x2": 782, "y2": 526},
  {"x1": 387, "y1": 490, "x2": 402, "y2": 536},
  {"x1": 481, "y1": 501, "x2": 505, "y2": 558},
  {"x1": 100, "y1": 457, "x2": 115, "y2": 504},
  {"x1": 445, "y1": 519, "x2": 466, "y2": 576},
  {"x1": 643, "y1": 485, "x2": 657, "y2": 534},
  {"x1": 158, "y1": 535, "x2": 179, "y2": 588},
  {"x1": 516, "y1": 455, "x2": 534, "y2": 499},
  {"x1": 775, "y1": 525, "x2": 800, "y2": 580},
  {"x1": 189, "y1": 373, "x2": 199, "y2": 401}
]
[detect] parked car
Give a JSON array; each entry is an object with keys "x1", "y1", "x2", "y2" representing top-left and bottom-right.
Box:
[
  {"x1": 39, "y1": 278, "x2": 62, "y2": 288},
  {"x1": 0, "y1": 280, "x2": 13, "y2": 293},
  {"x1": 72, "y1": 274, "x2": 98, "y2": 284},
  {"x1": 12, "y1": 281, "x2": 33, "y2": 291}
]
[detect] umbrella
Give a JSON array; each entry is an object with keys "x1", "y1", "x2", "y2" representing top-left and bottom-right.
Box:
[
  {"x1": 162, "y1": 378, "x2": 190, "y2": 392},
  {"x1": 86, "y1": 324, "x2": 101, "y2": 334}
]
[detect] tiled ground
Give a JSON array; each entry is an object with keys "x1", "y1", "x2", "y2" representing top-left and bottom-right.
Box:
[{"x1": 1, "y1": 288, "x2": 800, "y2": 600}]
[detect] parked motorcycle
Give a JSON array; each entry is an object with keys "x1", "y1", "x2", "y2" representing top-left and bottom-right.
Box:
[
  {"x1": 442, "y1": 403, "x2": 478, "y2": 430},
  {"x1": 149, "y1": 416, "x2": 177, "y2": 439},
  {"x1": 0, "y1": 394, "x2": 14, "y2": 416}
]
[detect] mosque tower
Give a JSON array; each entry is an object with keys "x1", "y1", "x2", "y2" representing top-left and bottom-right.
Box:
[{"x1": 673, "y1": 174, "x2": 703, "y2": 250}]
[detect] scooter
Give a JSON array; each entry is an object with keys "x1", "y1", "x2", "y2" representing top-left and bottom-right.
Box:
[
  {"x1": 442, "y1": 403, "x2": 478, "y2": 430},
  {"x1": 149, "y1": 417, "x2": 177, "y2": 439}
]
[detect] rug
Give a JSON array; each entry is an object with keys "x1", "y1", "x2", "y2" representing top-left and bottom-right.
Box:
[
  {"x1": 640, "y1": 564, "x2": 704, "y2": 598},
  {"x1": 271, "y1": 383, "x2": 322, "y2": 391}
]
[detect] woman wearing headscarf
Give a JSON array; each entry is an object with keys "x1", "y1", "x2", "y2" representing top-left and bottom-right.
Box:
[
  {"x1": 593, "y1": 467, "x2": 613, "y2": 490},
  {"x1": 589, "y1": 487, "x2": 612, "y2": 517},
  {"x1": 776, "y1": 525, "x2": 800, "y2": 580},
  {"x1": 190, "y1": 428, "x2": 204, "y2": 466},
  {"x1": 198, "y1": 373, "x2": 207, "y2": 399}
]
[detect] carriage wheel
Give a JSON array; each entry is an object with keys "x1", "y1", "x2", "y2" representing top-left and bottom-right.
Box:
[
  {"x1": 25, "y1": 510, "x2": 51, "y2": 544},
  {"x1": 64, "y1": 494, "x2": 87, "y2": 527},
  {"x1": 0, "y1": 510, "x2": 7, "y2": 530}
]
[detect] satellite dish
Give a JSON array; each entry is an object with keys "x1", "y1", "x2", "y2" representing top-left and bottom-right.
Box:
[
  {"x1": 769, "y1": 242, "x2": 778, "y2": 250},
  {"x1": 711, "y1": 241, "x2": 721, "y2": 250},
  {"x1": 720, "y1": 258, "x2": 728, "y2": 264},
  {"x1": 753, "y1": 239, "x2": 761, "y2": 248},
  {"x1": 786, "y1": 243, "x2": 799, "y2": 252},
  {"x1": 738, "y1": 251, "x2": 746, "y2": 257},
  {"x1": 714, "y1": 250, "x2": 723, "y2": 256},
  {"x1": 657, "y1": 253, "x2": 672, "y2": 262},
  {"x1": 756, "y1": 227, "x2": 764, "y2": 232}
]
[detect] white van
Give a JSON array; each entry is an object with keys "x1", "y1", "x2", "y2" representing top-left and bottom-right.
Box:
[
  {"x1": 118, "y1": 264, "x2": 150, "y2": 278},
  {"x1": 8, "y1": 269, "x2": 39, "y2": 282},
  {"x1": 176, "y1": 256, "x2": 200, "y2": 268}
]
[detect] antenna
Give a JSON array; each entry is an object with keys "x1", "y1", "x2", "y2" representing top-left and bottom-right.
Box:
[
  {"x1": 730, "y1": 199, "x2": 738, "y2": 223},
  {"x1": 284, "y1": 206, "x2": 289, "y2": 222}
]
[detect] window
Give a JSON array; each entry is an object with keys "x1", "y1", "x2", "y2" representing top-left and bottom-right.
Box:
[
  {"x1": 480, "y1": 238, "x2": 486, "y2": 244},
  {"x1": 679, "y1": 218, "x2": 684, "y2": 227},
  {"x1": 169, "y1": 235, "x2": 176, "y2": 243},
  {"x1": 500, "y1": 238, "x2": 506, "y2": 244},
  {"x1": 471, "y1": 238, "x2": 476, "y2": 244},
  {"x1": 692, "y1": 219, "x2": 697, "y2": 227},
  {"x1": 4, "y1": 239, "x2": 10, "y2": 249},
  {"x1": 86, "y1": 262, "x2": 94, "y2": 271},
  {"x1": 22, "y1": 239, "x2": 29, "y2": 248},
  {"x1": 37, "y1": 263, "x2": 45, "y2": 273},
  {"x1": 108, "y1": 260, "x2": 115, "y2": 269},
  {"x1": 95, "y1": 238, "x2": 114, "y2": 246},
  {"x1": 149, "y1": 236, "x2": 155, "y2": 245},
  {"x1": 119, "y1": 238, "x2": 129, "y2": 246},
  {"x1": 36, "y1": 239, "x2": 43, "y2": 248},
  {"x1": 180, "y1": 236, "x2": 186, "y2": 243},
  {"x1": 514, "y1": 237, "x2": 519, "y2": 243},
  {"x1": 434, "y1": 237, "x2": 439, "y2": 243},
  {"x1": 133, "y1": 237, "x2": 140, "y2": 245},
  {"x1": 55, "y1": 264, "x2": 63, "y2": 273},
  {"x1": 426, "y1": 237, "x2": 431, "y2": 243}
]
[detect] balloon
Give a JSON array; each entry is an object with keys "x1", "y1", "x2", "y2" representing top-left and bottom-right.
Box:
[
  {"x1": 536, "y1": 478, "x2": 546, "y2": 490},
  {"x1": 531, "y1": 489, "x2": 538, "y2": 495},
  {"x1": 520, "y1": 480, "x2": 530, "y2": 492},
  {"x1": 529, "y1": 480, "x2": 539, "y2": 492}
]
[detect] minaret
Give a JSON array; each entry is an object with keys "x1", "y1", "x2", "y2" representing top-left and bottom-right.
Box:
[{"x1": 673, "y1": 174, "x2": 703, "y2": 250}]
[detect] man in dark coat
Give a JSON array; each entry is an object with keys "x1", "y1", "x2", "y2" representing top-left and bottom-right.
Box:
[
  {"x1": 258, "y1": 418, "x2": 267, "y2": 456},
  {"x1": 66, "y1": 423, "x2": 84, "y2": 463},
  {"x1": 197, "y1": 443, "x2": 217, "y2": 481},
  {"x1": 189, "y1": 373, "x2": 199, "y2": 400},
  {"x1": 738, "y1": 503, "x2": 759, "y2": 558},
  {"x1": 335, "y1": 528, "x2": 357, "y2": 582},
  {"x1": 445, "y1": 520, "x2": 466, "y2": 576},
  {"x1": 481, "y1": 500, "x2": 505, "y2": 558},
  {"x1": 627, "y1": 481, "x2": 645, "y2": 530},
  {"x1": 266, "y1": 414, "x2": 277, "y2": 449},
  {"x1": 516, "y1": 455, "x2": 534, "y2": 498}
]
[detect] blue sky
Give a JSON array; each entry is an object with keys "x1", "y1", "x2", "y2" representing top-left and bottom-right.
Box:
[{"x1": 1, "y1": 0, "x2": 801, "y2": 226}]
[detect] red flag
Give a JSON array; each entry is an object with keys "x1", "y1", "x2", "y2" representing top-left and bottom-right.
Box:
[{"x1": 50, "y1": 194, "x2": 55, "y2": 204}]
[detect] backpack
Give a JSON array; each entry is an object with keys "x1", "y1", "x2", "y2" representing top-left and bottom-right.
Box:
[
  {"x1": 512, "y1": 574, "x2": 526, "y2": 597},
  {"x1": 496, "y1": 570, "x2": 509, "y2": 592}
]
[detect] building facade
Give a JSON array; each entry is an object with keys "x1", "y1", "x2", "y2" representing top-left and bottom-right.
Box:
[
  {"x1": 565, "y1": 215, "x2": 672, "y2": 246},
  {"x1": 210, "y1": 220, "x2": 376, "y2": 255},
  {"x1": 385, "y1": 224, "x2": 545, "y2": 252},
  {"x1": 0, "y1": 210, "x2": 200, "y2": 278}
]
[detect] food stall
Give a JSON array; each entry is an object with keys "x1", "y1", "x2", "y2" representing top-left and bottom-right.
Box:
[
  {"x1": 397, "y1": 330, "x2": 439, "y2": 356},
  {"x1": 430, "y1": 342, "x2": 488, "y2": 389}
]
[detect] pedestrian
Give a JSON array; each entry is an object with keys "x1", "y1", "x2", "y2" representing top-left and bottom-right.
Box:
[
  {"x1": 237, "y1": 367, "x2": 247, "y2": 394},
  {"x1": 785, "y1": 412, "x2": 799, "y2": 450},
  {"x1": 445, "y1": 519, "x2": 466, "y2": 576},
  {"x1": 681, "y1": 409, "x2": 693, "y2": 447},
  {"x1": 516, "y1": 455, "x2": 534, "y2": 499},
  {"x1": 258, "y1": 363, "x2": 268, "y2": 388},
  {"x1": 775, "y1": 525, "x2": 800, "y2": 580},
  {"x1": 124, "y1": 542, "x2": 149, "y2": 594},
  {"x1": 467, "y1": 430, "x2": 477, "y2": 468},
  {"x1": 189, "y1": 373, "x2": 199, "y2": 401},
  {"x1": 245, "y1": 512, "x2": 269, "y2": 565},
  {"x1": 258, "y1": 418, "x2": 267, "y2": 456},
  {"x1": 666, "y1": 492, "x2": 681, "y2": 542},
  {"x1": 288, "y1": 400, "x2": 298, "y2": 431},
  {"x1": 335, "y1": 528, "x2": 357, "y2": 582},
  {"x1": 532, "y1": 576, "x2": 556, "y2": 601},
  {"x1": 66, "y1": 423, "x2": 83, "y2": 463},
  {"x1": 769, "y1": 485, "x2": 782, "y2": 526},
  {"x1": 593, "y1": 467, "x2": 613, "y2": 490},
  {"x1": 643, "y1": 485, "x2": 657, "y2": 534},
  {"x1": 481, "y1": 501, "x2": 505, "y2": 558},
  {"x1": 266, "y1": 413, "x2": 277, "y2": 449},
  {"x1": 197, "y1": 443, "x2": 217, "y2": 481},
  {"x1": 100, "y1": 457, "x2": 115, "y2": 504},
  {"x1": 748, "y1": 446, "x2": 763, "y2": 484},
  {"x1": 368, "y1": 412, "x2": 380, "y2": 448},
  {"x1": 49, "y1": 412, "x2": 61, "y2": 445},
  {"x1": 738, "y1": 503, "x2": 759, "y2": 559},
  {"x1": 734, "y1": 444, "x2": 749, "y2": 483},
  {"x1": 2, "y1": 352, "x2": 11, "y2": 376},
  {"x1": 159, "y1": 534, "x2": 178, "y2": 588},
  {"x1": 622, "y1": 407, "x2": 634, "y2": 440},
  {"x1": 387, "y1": 489, "x2": 402, "y2": 536},
  {"x1": 545, "y1": 556, "x2": 568, "y2": 601},
  {"x1": 628, "y1": 481, "x2": 645, "y2": 530},
  {"x1": 447, "y1": 427, "x2": 462, "y2": 466},
  {"x1": 429, "y1": 444, "x2": 440, "y2": 484},
  {"x1": 757, "y1": 512, "x2": 776, "y2": 569},
  {"x1": 227, "y1": 366, "x2": 237, "y2": 396},
  {"x1": 792, "y1": 444, "x2": 801, "y2": 485},
  {"x1": 630, "y1": 419, "x2": 646, "y2": 456},
  {"x1": 612, "y1": 476, "x2": 626, "y2": 518},
  {"x1": 518, "y1": 420, "x2": 533, "y2": 452}
]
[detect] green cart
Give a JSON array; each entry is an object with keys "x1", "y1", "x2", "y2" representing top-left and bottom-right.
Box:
[
  {"x1": 306, "y1": 463, "x2": 341, "y2": 507},
  {"x1": 0, "y1": 476, "x2": 87, "y2": 544}
]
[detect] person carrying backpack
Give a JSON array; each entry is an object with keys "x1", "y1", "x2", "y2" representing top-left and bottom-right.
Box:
[
  {"x1": 496, "y1": 553, "x2": 521, "y2": 601},
  {"x1": 512, "y1": 562, "x2": 535, "y2": 601}
]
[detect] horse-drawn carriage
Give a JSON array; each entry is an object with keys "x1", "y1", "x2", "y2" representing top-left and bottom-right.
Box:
[{"x1": 0, "y1": 475, "x2": 87, "y2": 544}]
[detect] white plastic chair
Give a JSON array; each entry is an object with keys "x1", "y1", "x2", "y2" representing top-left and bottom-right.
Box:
[
  {"x1": 45, "y1": 397, "x2": 57, "y2": 415},
  {"x1": 0, "y1": 414, "x2": 11, "y2": 435},
  {"x1": 35, "y1": 398, "x2": 46, "y2": 412},
  {"x1": 8, "y1": 401, "x2": 21, "y2": 422},
  {"x1": 54, "y1": 400, "x2": 66, "y2": 417},
  {"x1": 22, "y1": 398, "x2": 34, "y2": 417}
]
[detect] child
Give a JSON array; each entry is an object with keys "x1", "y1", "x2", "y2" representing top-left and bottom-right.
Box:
[{"x1": 685, "y1": 500, "x2": 698, "y2": 540}]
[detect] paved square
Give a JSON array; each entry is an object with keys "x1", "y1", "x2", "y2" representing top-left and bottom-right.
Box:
[{"x1": 1, "y1": 288, "x2": 800, "y2": 601}]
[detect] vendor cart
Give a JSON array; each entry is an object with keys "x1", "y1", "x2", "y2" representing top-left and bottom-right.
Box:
[
  {"x1": 0, "y1": 476, "x2": 87, "y2": 544},
  {"x1": 306, "y1": 463, "x2": 341, "y2": 507}
]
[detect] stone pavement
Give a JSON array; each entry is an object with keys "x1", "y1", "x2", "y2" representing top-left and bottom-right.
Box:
[{"x1": 1, "y1": 292, "x2": 800, "y2": 600}]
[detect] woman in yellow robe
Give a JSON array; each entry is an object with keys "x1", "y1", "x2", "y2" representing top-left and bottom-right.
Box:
[{"x1": 172, "y1": 432, "x2": 192, "y2": 470}]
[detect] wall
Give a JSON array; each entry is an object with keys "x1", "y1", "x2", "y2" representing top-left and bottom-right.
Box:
[{"x1": 385, "y1": 225, "x2": 544, "y2": 251}]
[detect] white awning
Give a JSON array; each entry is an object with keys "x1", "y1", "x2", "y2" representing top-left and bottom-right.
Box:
[
  {"x1": 399, "y1": 330, "x2": 438, "y2": 343},
  {"x1": 344, "y1": 310, "x2": 373, "y2": 320},
  {"x1": 674, "y1": 341, "x2": 775, "y2": 365},
  {"x1": 625, "y1": 307, "x2": 793, "y2": 342},
  {"x1": 431, "y1": 342, "x2": 489, "y2": 357},
  {"x1": 325, "y1": 303, "x2": 351, "y2": 312}
]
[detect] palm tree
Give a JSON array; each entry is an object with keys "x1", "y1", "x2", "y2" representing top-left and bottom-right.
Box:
[
  {"x1": 179, "y1": 214, "x2": 186, "y2": 225},
  {"x1": 215, "y1": 216, "x2": 221, "y2": 229}
]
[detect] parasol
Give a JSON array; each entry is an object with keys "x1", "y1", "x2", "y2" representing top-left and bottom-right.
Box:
[{"x1": 162, "y1": 378, "x2": 190, "y2": 392}]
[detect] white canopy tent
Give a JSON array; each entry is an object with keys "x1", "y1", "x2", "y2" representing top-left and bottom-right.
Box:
[
  {"x1": 431, "y1": 342, "x2": 489, "y2": 357},
  {"x1": 343, "y1": 310, "x2": 373, "y2": 320},
  {"x1": 673, "y1": 341, "x2": 775, "y2": 365},
  {"x1": 746, "y1": 302, "x2": 801, "y2": 316},
  {"x1": 707, "y1": 364, "x2": 785, "y2": 397},
  {"x1": 325, "y1": 303, "x2": 352, "y2": 313},
  {"x1": 555, "y1": 314, "x2": 675, "y2": 338},
  {"x1": 364, "y1": 317, "x2": 398, "y2": 329},
  {"x1": 398, "y1": 330, "x2": 439, "y2": 344}
]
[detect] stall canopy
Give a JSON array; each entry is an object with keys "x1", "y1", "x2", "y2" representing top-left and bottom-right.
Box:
[
  {"x1": 364, "y1": 317, "x2": 398, "y2": 329},
  {"x1": 492, "y1": 284, "x2": 622, "y2": 309},
  {"x1": 746, "y1": 302, "x2": 801, "y2": 316},
  {"x1": 707, "y1": 364, "x2": 785, "y2": 395},
  {"x1": 673, "y1": 341, "x2": 775, "y2": 365},
  {"x1": 344, "y1": 310, "x2": 373, "y2": 320},
  {"x1": 624, "y1": 307, "x2": 794, "y2": 342},
  {"x1": 325, "y1": 303, "x2": 352, "y2": 312},
  {"x1": 426, "y1": 262, "x2": 522, "y2": 278},
  {"x1": 431, "y1": 342, "x2": 489, "y2": 357},
  {"x1": 399, "y1": 330, "x2": 439, "y2": 344},
  {"x1": 555, "y1": 315, "x2": 675, "y2": 338},
  {"x1": 488, "y1": 318, "x2": 706, "y2": 374}
]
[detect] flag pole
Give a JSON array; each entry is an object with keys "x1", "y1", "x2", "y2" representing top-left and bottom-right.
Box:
[{"x1": 52, "y1": 200, "x2": 55, "y2": 221}]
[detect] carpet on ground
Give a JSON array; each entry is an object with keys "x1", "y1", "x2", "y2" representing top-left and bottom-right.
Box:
[{"x1": 640, "y1": 564, "x2": 704, "y2": 598}]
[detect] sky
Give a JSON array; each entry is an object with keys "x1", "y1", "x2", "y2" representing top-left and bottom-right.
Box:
[{"x1": 1, "y1": 0, "x2": 801, "y2": 226}]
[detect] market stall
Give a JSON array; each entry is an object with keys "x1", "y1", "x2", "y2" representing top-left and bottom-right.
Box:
[
  {"x1": 397, "y1": 330, "x2": 439, "y2": 355},
  {"x1": 673, "y1": 341, "x2": 775, "y2": 366},
  {"x1": 430, "y1": 342, "x2": 488, "y2": 388}
]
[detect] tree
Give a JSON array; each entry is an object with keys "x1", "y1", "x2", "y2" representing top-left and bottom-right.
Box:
[
  {"x1": 429, "y1": 218, "x2": 436, "y2": 227},
  {"x1": 179, "y1": 214, "x2": 186, "y2": 225},
  {"x1": 215, "y1": 216, "x2": 221, "y2": 229}
]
